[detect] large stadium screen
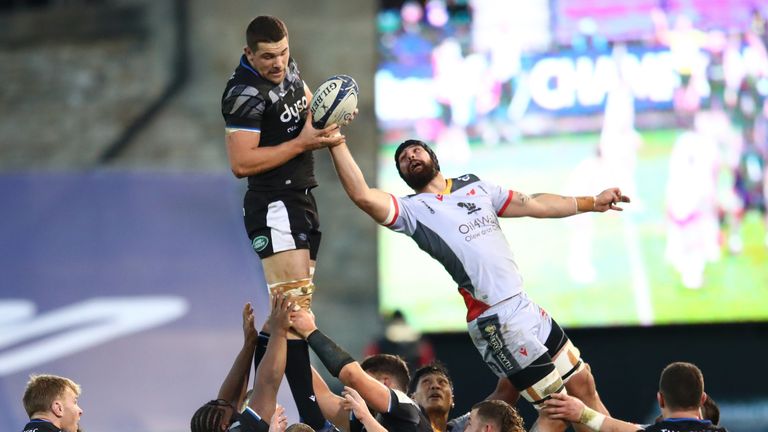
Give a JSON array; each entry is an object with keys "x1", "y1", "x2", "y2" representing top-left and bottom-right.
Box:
[{"x1": 375, "y1": 0, "x2": 768, "y2": 331}]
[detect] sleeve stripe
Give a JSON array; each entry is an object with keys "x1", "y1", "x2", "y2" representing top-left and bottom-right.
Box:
[
  {"x1": 497, "y1": 190, "x2": 515, "y2": 216},
  {"x1": 382, "y1": 194, "x2": 400, "y2": 227},
  {"x1": 243, "y1": 406, "x2": 263, "y2": 421},
  {"x1": 225, "y1": 126, "x2": 261, "y2": 134}
]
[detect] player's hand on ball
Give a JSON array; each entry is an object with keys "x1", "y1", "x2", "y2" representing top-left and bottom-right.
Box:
[
  {"x1": 339, "y1": 108, "x2": 359, "y2": 127},
  {"x1": 298, "y1": 111, "x2": 345, "y2": 150}
]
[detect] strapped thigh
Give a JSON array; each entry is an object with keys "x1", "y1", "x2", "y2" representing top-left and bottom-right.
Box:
[
  {"x1": 545, "y1": 319, "x2": 584, "y2": 383},
  {"x1": 269, "y1": 278, "x2": 316, "y2": 310},
  {"x1": 510, "y1": 353, "x2": 566, "y2": 411}
]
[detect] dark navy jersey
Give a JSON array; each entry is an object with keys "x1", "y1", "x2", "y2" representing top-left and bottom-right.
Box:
[
  {"x1": 643, "y1": 418, "x2": 728, "y2": 432},
  {"x1": 349, "y1": 388, "x2": 433, "y2": 432},
  {"x1": 22, "y1": 419, "x2": 61, "y2": 432},
  {"x1": 221, "y1": 55, "x2": 316, "y2": 191},
  {"x1": 229, "y1": 407, "x2": 270, "y2": 432}
]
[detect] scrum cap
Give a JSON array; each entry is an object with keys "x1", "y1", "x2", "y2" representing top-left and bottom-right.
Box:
[{"x1": 393, "y1": 139, "x2": 441, "y2": 179}]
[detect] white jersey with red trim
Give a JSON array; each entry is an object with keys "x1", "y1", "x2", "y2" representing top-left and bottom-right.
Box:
[{"x1": 383, "y1": 174, "x2": 524, "y2": 321}]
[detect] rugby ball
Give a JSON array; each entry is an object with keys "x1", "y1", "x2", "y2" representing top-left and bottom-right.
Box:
[{"x1": 310, "y1": 75, "x2": 358, "y2": 129}]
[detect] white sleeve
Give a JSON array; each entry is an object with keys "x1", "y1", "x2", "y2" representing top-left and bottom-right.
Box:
[
  {"x1": 381, "y1": 194, "x2": 416, "y2": 236},
  {"x1": 483, "y1": 180, "x2": 515, "y2": 215}
]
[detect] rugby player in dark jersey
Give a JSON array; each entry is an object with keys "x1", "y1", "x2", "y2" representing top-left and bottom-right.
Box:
[
  {"x1": 21, "y1": 374, "x2": 83, "y2": 432},
  {"x1": 221, "y1": 16, "x2": 345, "y2": 294},
  {"x1": 542, "y1": 362, "x2": 728, "y2": 432},
  {"x1": 192, "y1": 296, "x2": 338, "y2": 432},
  {"x1": 220, "y1": 16, "x2": 349, "y2": 430},
  {"x1": 290, "y1": 309, "x2": 433, "y2": 432}
]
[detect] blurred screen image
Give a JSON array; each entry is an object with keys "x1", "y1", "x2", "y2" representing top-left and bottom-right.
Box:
[{"x1": 375, "y1": 0, "x2": 768, "y2": 331}]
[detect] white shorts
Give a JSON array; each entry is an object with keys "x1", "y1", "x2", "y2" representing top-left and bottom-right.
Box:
[{"x1": 467, "y1": 291, "x2": 553, "y2": 378}]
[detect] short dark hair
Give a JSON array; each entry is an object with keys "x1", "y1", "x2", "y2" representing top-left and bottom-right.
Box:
[
  {"x1": 191, "y1": 400, "x2": 232, "y2": 432},
  {"x1": 472, "y1": 400, "x2": 525, "y2": 432},
  {"x1": 659, "y1": 362, "x2": 704, "y2": 411},
  {"x1": 701, "y1": 394, "x2": 720, "y2": 425},
  {"x1": 246, "y1": 16, "x2": 288, "y2": 51},
  {"x1": 361, "y1": 354, "x2": 411, "y2": 391},
  {"x1": 409, "y1": 361, "x2": 453, "y2": 394}
]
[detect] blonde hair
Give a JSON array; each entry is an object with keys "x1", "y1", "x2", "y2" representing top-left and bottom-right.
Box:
[
  {"x1": 286, "y1": 424, "x2": 315, "y2": 432},
  {"x1": 22, "y1": 374, "x2": 81, "y2": 417}
]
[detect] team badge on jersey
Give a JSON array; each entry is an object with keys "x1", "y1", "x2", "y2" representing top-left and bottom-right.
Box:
[{"x1": 252, "y1": 236, "x2": 269, "y2": 252}]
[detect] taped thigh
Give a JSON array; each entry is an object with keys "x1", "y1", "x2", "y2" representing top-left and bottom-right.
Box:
[
  {"x1": 553, "y1": 339, "x2": 584, "y2": 383},
  {"x1": 269, "y1": 278, "x2": 316, "y2": 310}
]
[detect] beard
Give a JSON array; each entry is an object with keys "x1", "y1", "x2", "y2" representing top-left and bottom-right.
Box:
[{"x1": 402, "y1": 159, "x2": 439, "y2": 190}]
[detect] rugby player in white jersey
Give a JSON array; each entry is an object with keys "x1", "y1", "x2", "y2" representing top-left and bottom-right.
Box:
[{"x1": 325, "y1": 139, "x2": 630, "y2": 432}]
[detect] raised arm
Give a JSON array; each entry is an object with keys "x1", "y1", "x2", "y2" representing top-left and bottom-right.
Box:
[
  {"x1": 542, "y1": 393, "x2": 641, "y2": 432},
  {"x1": 328, "y1": 142, "x2": 394, "y2": 223},
  {"x1": 500, "y1": 188, "x2": 630, "y2": 218},
  {"x1": 216, "y1": 303, "x2": 259, "y2": 406},
  {"x1": 311, "y1": 366, "x2": 350, "y2": 430},
  {"x1": 342, "y1": 386, "x2": 388, "y2": 432},
  {"x1": 291, "y1": 308, "x2": 393, "y2": 414},
  {"x1": 249, "y1": 294, "x2": 293, "y2": 420}
]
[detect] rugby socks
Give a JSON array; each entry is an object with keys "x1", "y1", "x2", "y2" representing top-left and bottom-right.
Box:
[
  {"x1": 286, "y1": 339, "x2": 327, "y2": 429},
  {"x1": 253, "y1": 331, "x2": 270, "y2": 370}
]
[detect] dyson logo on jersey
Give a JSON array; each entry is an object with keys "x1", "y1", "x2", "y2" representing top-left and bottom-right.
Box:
[
  {"x1": 280, "y1": 96, "x2": 308, "y2": 123},
  {"x1": 458, "y1": 214, "x2": 501, "y2": 242}
]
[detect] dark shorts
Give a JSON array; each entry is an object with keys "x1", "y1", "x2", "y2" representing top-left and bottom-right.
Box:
[{"x1": 243, "y1": 187, "x2": 321, "y2": 260}]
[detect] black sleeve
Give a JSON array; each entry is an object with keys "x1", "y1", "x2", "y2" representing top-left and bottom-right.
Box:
[
  {"x1": 237, "y1": 408, "x2": 270, "y2": 432},
  {"x1": 222, "y1": 85, "x2": 265, "y2": 130},
  {"x1": 385, "y1": 388, "x2": 421, "y2": 423},
  {"x1": 349, "y1": 416, "x2": 365, "y2": 432}
]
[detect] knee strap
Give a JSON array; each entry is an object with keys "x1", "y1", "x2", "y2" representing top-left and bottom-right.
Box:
[{"x1": 520, "y1": 369, "x2": 565, "y2": 411}]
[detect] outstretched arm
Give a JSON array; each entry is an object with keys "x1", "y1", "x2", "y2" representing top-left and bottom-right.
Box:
[
  {"x1": 291, "y1": 308, "x2": 393, "y2": 415},
  {"x1": 328, "y1": 143, "x2": 394, "y2": 223},
  {"x1": 500, "y1": 188, "x2": 630, "y2": 218},
  {"x1": 249, "y1": 295, "x2": 294, "y2": 421},
  {"x1": 542, "y1": 393, "x2": 641, "y2": 432},
  {"x1": 216, "y1": 303, "x2": 259, "y2": 406}
]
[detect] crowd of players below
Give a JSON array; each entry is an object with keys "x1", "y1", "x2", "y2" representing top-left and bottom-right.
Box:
[{"x1": 18, "y1": 297, "x2": 727, "y2": 432}]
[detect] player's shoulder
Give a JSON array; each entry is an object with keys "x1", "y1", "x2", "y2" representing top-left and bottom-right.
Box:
[
  {"x1": 643, "y1": 420, "x2": 727, "y2": 432},
  {"x1": 232, "y1": 408, "x2": 270, "y2": 432},
  {"x1": 447, "y1": 411, "x2": 470, "y2": 431},
  {"x1": 450, "y1": 174, "x2": 482, "y2": 191},
  {"x1": 223, "y1": 58, "x2": 270, "y2": 99},
  {"x1": 22, "y1": 420, "x2": 62, "y2": 432},
  {"x1": 391, "y1": 388, "x2": 419, "y2": 407}
]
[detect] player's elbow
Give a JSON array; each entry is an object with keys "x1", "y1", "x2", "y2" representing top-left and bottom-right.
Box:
[
  {"x1": 338, "y1": 363, "x2": 361, "y2": 387},
  {"x1": 231, "y1": 167, "x2": 248, "y2": 178},
  {"x1": 230, "y1": 162, "x2": 258, "y2": 178}
]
